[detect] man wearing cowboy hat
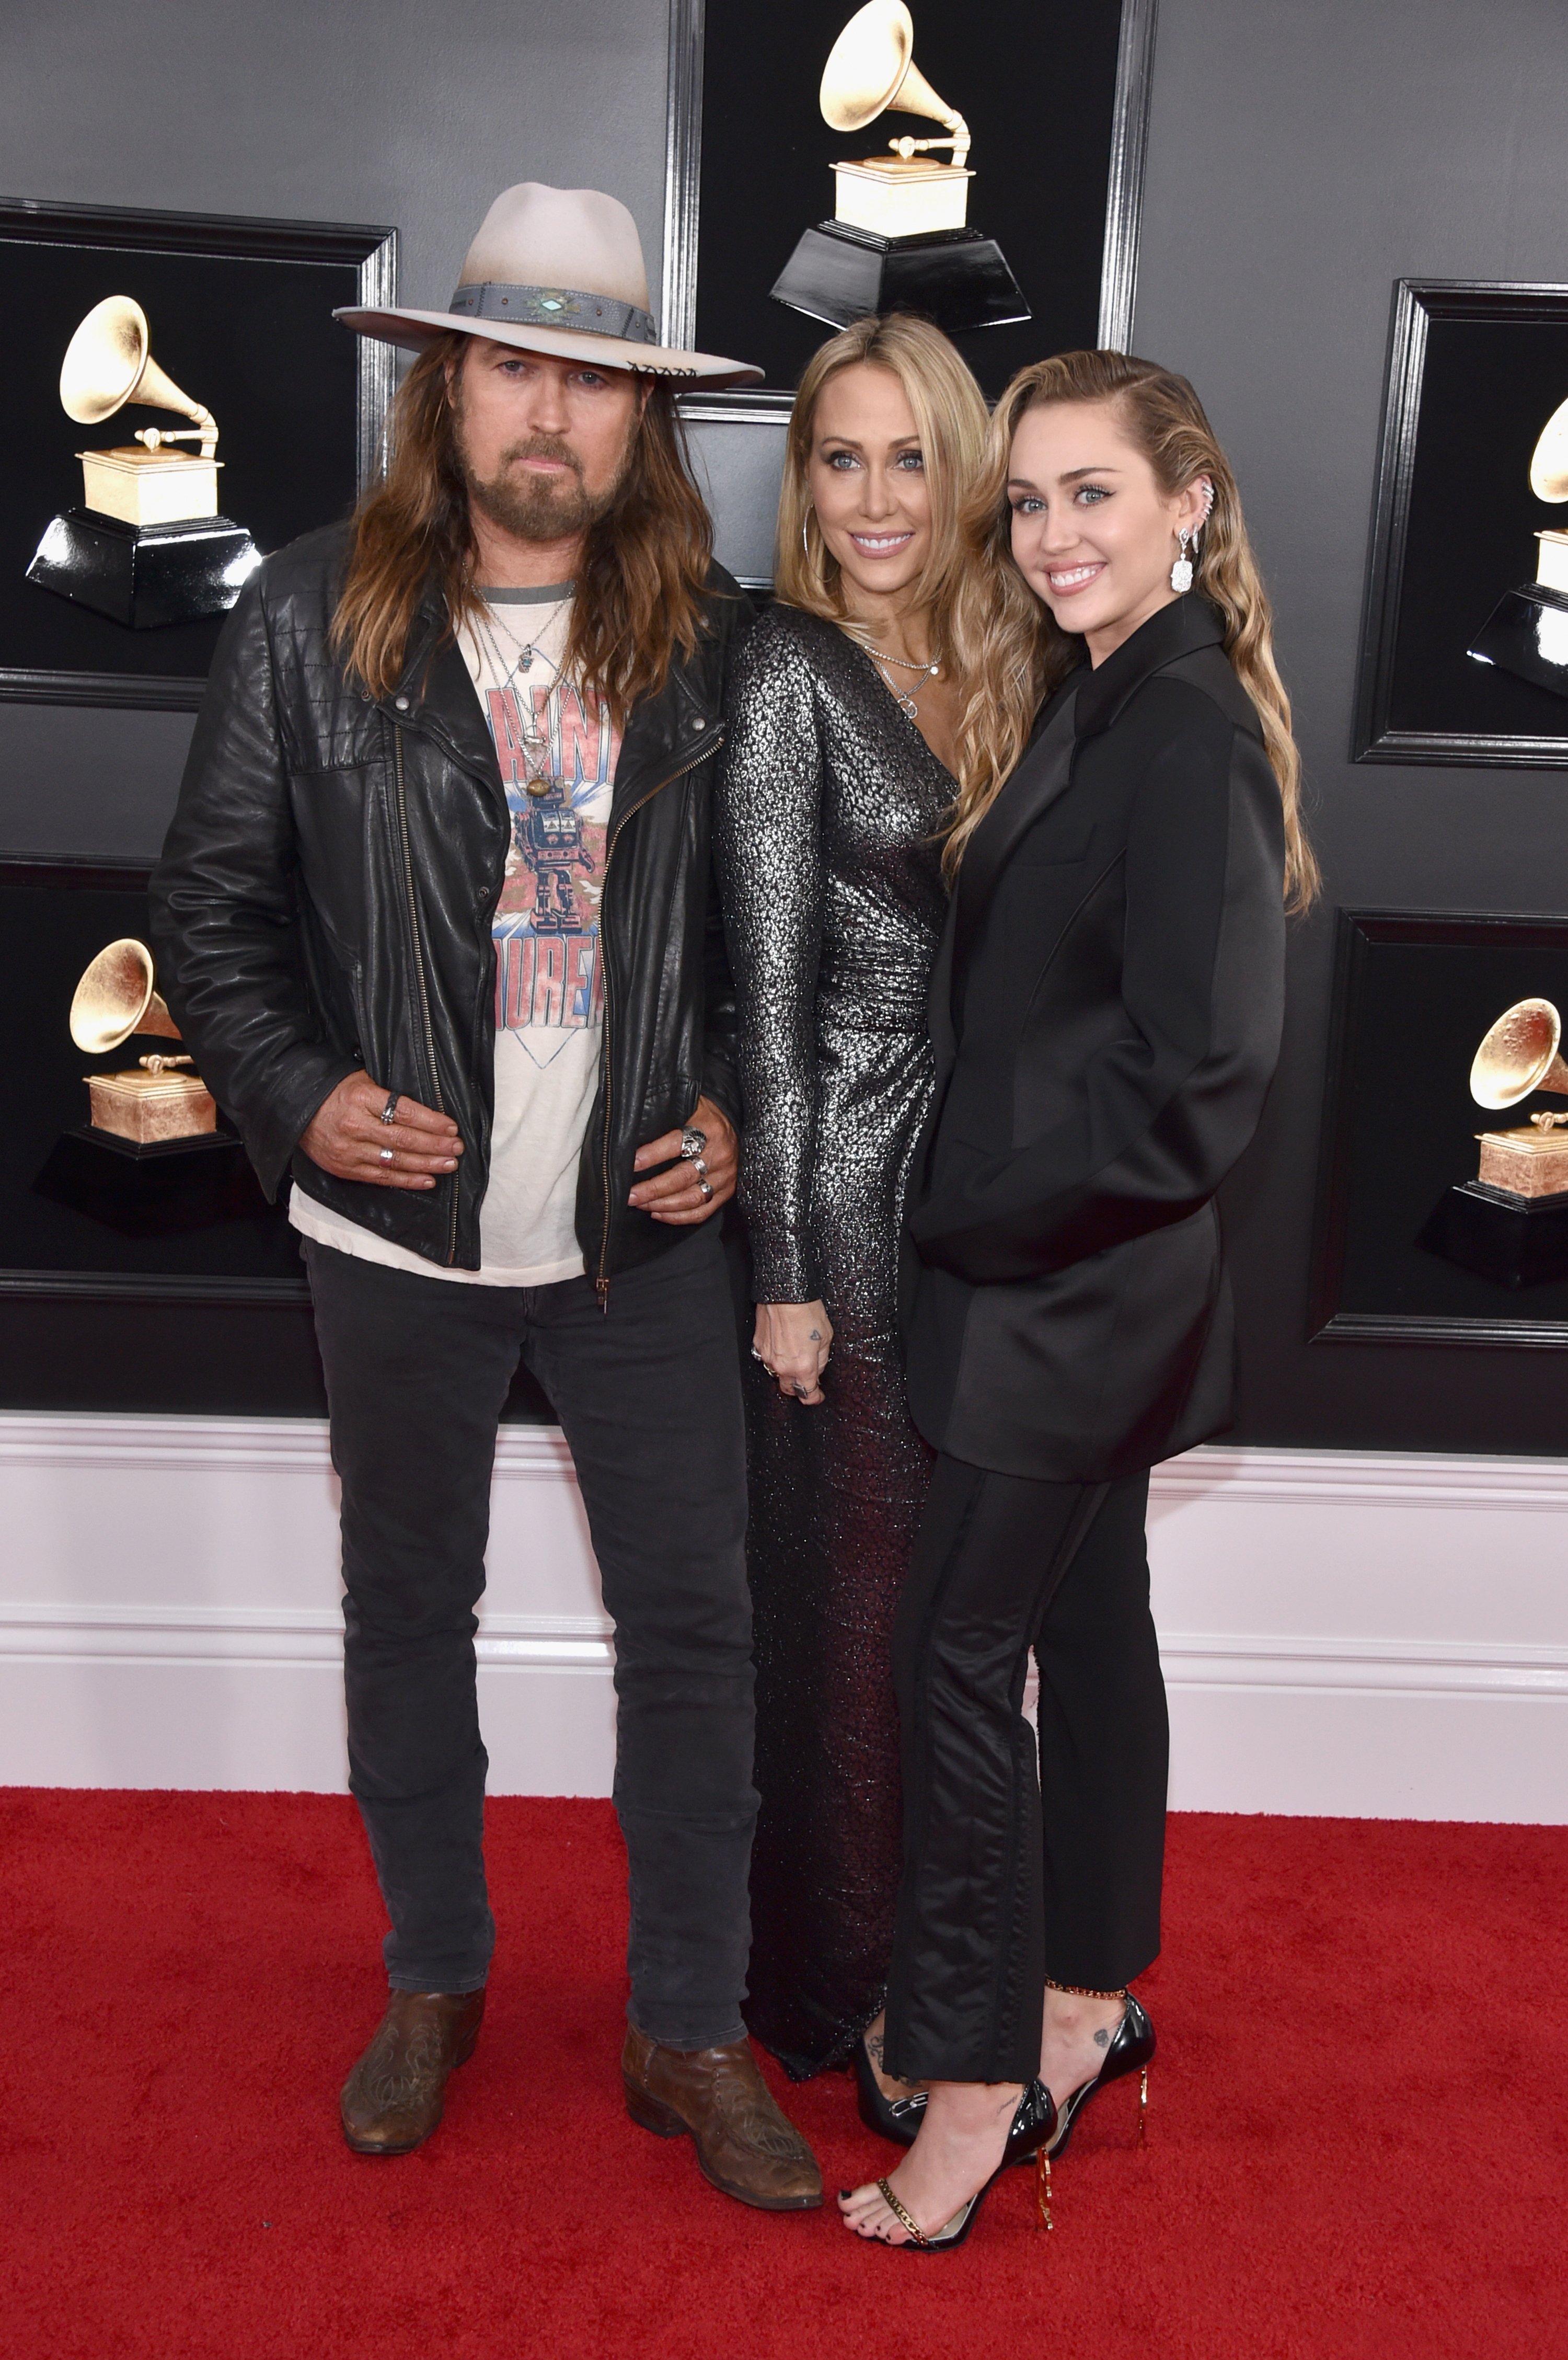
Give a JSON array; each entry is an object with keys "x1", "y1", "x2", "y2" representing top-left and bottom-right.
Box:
[{"x1": 152, "y1": 185, "x2": 821, "y2": 2210}]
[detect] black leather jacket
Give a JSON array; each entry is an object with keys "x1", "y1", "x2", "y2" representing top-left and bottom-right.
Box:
[{"x1": 151, "y1": 523, "x2": 750, "y2": 1291}]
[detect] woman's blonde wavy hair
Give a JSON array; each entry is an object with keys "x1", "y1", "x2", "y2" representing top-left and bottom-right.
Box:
[
  {"x1": 773, "y1": 314, "x2": 990, "y2": 672},
  {"x1": 946, "y1": 349, "x2": 1318, "y2": 910}
]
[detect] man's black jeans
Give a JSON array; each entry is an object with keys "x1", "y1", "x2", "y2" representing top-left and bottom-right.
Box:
[{"x1": 304, "y1": 1223, "x2": 756, "y2": 2050}]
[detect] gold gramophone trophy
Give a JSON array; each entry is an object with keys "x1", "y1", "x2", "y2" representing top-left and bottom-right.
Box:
[
  {"x1": 68, "y1": 938, "x2": 218, "y2": 1151},
  {"x1": 27, "y1": 297, "x2": 260, "y2": 629},
  {"x1": 769, "y1": 1, "x2": 1029, "y2": 336},
  {"x1": 1467, "y1": 397, "x2": 1568, "y2": 696},
  {"x1": 1421, "y1": 996, "x2": 1568, "y2": 1287}
]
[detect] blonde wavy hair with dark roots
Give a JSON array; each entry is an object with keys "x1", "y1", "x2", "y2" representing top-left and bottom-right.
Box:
[
  {"x1": 773, "y1": 314, "x2": 991, "y2": 673},
  {"x1": 947, "y1": 349, "x2": 1318, "y2": 910},
  {"x1": 330, "y1": 331, "x2": 718, "y2": 721}
]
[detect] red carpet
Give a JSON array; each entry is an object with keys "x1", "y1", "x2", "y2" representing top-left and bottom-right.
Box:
[{"x1": 2, "y1": 1793, "x2": 1563, "y2": 2359}]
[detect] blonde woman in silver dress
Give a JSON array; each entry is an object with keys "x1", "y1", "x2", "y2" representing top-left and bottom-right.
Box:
[{"x1": 714, "y1": 315, "x2": 990, "y2": 2099}]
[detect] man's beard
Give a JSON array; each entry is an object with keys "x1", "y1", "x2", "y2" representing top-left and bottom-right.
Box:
[{"x1": 458, "y1": 428, "x2": 631, "y2": 544}]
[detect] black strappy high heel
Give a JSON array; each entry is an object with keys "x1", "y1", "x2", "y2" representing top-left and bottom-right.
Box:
[
  {"x1": 1042, "y1": 1987, "x2": 1156, "y2": 2164},
  {"x1": 863, "y1": 2078, "x2": 1057, "y2": 2251}
]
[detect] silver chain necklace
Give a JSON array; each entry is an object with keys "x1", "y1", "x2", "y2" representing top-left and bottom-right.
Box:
[
  {"x1": 843, "y1": 625, "x2": 940, "y2": 719},
  {"x1": 475, "y1": 604, "x2": 566, "y2": 797}
]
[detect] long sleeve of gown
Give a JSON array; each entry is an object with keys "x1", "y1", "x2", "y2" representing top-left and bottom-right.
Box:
[{"x1": 714, "y1": 622, "x2": 826, "y2": 1303}]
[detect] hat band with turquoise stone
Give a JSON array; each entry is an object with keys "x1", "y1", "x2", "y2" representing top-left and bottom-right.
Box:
[{"x1": 447, "y1": 282, "x2": 658, "y2": 343}]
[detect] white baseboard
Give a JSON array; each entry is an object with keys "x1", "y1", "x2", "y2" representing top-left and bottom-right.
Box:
[{"x1": 0, "y1": 1415, "x2": 1563, "y2": 1819}]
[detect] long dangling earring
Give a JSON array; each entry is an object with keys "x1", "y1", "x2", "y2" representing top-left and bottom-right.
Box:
[
  {"x1": 1172, "y1": 477, "x2": 1216, "y2": 593},
  {"x1": 801, "y1": 509, "x2": 813, "y2": 559}
]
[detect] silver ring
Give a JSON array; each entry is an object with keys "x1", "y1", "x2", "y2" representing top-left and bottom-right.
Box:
[
  {"x1": 694, "y1": 1156, "x2": 708, "y2": 1179},
  {"x1": 698, "y1": 1179, "x2": 713, "y2": 1201},
  {"x1": 379, "y1": 1093, "x2": 399, "y2": 1127},
  {"x1": 379, "y1": 1147, "x2": 394, "y2": 1165},
  {"x1": 679, "y1": 1126, "x2": 707, "y2": 1162},
  {"x1": 750, "y1": 1345, "x2": 766, "y2": 1363}
]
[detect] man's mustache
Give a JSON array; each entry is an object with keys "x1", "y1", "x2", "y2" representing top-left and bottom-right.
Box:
[{"x1": 499, "y1": 436, "x2": 584, "y2": 479}]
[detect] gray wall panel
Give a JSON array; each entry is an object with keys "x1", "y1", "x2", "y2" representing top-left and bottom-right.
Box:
[{"x1": 1132, "y1": 0, "x2": 1568, "y2": 1447}]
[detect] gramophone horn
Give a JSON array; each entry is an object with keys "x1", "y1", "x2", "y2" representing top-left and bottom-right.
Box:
[
  {"x1": 69, "y1": 938, "x2": 181, "y2": 1056},
  {"x1": 820, "y1": 1, "x2": 970, "y2": 165},
  {"x1": 1469, "y1": 996, "x2": 1568, "y2": 1109},
  {"x1": 59, "y1": 296, "x2": 218, "y2": 460}
]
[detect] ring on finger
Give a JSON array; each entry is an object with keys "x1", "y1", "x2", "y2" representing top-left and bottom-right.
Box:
[
  {"x1": 379, "y1": 1093, "x2": 399, "y2": 1127},
  {"x1": 679, "y1": 1126, "x2": 707, "y2": 1162},
  {"x1": 698, "y1": 1179, "x2": 714, "y2": 1201},
  {"x1": 694, "y1": 1156, "x2": 708, "y2": 1179},
  {"x1": 378, "y1": 1147, "x2": 394, "y2": 1165}
]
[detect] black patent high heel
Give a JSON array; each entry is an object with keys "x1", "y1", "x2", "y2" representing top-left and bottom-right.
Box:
[
  {"x1": 865, "y1": 2078, "x2": 1057, "y2": 2251},
  {"x1": 1042, "y1": 1987, "x2": 1156, "y2": 2166},
  {"x1": 853, "y1": 2028, "x2": 928, "y2": 2146}
]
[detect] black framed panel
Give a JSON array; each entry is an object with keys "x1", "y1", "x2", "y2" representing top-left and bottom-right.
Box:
[
  {"x1": 0, "y1": 858, "x2": 308, "y2": 1305},
  {"x1": 0, "y1": 198, "x2": 395, "y2": 714},
  {"x1": 688, "y1": 1, "x2": 1130, "y2": 399},
  {"x1": 1354, "y1": 280, "x2": 1568, "y2": 766},
  {"x1": 1309, "y1": 909, "x2": 1568, "y2": 1348}
]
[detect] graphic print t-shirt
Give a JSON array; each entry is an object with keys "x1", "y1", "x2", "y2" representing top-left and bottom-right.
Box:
[
  {"x1": 471, "y1": 583, "x2": 619, "y2": 1279},
  {"x1": 289, "y1": 582, "x2": 620, "y2": 1287}
]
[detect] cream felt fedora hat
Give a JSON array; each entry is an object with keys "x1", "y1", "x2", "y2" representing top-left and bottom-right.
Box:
[{"x1": 336, "y1": 181, "x2": 760, "y2": 385}]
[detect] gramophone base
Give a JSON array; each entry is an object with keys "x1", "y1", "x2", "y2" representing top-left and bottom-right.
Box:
[
  {"x1": 1467, "y1": 582, "x2": 1568, "y2": 701},
  {"x1": 1419, "y1": 1179, "x2": 1568, "y2": 1288},
  {"x1": 769, "y1": 221, "x2": 1030, "y2": 336},
  {"x1": 27, "y1": 507, "x2": 261, "y2": 629},
  {"x1": 33, "y1": 1126, "x2": 264, "y2": 1241}
]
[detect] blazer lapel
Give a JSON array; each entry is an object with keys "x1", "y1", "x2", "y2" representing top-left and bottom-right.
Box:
[{"x1": 951, "y1": 686, "x2": 1079, "y2": 988}]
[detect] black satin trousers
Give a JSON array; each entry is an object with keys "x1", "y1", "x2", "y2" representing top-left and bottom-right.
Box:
[{"x1": 882, "y1": 1456, "x2": 1168, "y2": 2087}]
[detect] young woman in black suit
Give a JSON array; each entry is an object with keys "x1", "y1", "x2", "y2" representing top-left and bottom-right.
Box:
[{"x1": 839, "y1": 350, "x2": 1317, "y2": 2249}]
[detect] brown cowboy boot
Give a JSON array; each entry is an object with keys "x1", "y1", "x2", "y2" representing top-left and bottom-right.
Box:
[
  {"x1": 340, "y1": 1989, "x2": 486, "y2": 2156},
  {"x1": 621, "y1": 2022, "x2": 823, "y2": 2210}
]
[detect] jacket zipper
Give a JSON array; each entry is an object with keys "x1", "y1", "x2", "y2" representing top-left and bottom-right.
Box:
[
  {"x1": 594, "y1": 730, "x2": 723, "y2": 1308},
  {"x1": 393, "y1": 728, "x2": 460, "y2": 1266}
]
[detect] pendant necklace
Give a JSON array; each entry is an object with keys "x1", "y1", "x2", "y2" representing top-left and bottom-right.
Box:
[
  {"x1": 477, "y1": 604, "x2": 564, "y2": 798},
  {"x1": 851, "y1": 631, "x2": 940, "y2": 720}
]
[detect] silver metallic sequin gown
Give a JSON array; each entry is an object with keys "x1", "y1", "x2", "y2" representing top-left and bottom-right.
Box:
[{"x1": 715, "y1": 603, "x2": 950, "y2": 2078}]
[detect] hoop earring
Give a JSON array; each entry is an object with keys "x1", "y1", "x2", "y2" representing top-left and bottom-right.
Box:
[
  {"x1": 1170, "y1": 529, "x2": 1194, "y2": 594},
  {"x1": 801, "y1": 511, "x2": 812, "y2": 559}
]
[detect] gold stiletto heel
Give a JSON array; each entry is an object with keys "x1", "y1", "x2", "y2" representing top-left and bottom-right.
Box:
[
  {"x1": 1035, "y1": 2148, "x2": 1053, "y2": 2230},
  {"x1": 1042, "y1": 1983, "x2": 1157, "y2": 2163}
]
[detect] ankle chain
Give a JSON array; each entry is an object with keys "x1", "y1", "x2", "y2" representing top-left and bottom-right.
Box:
[{"x1": 1044, "y1": 1979, "x2": 1128, "y2": 2001}]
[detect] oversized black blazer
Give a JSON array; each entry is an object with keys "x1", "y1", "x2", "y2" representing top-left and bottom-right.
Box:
[{"x1": 903, "y1": 595, "x2": 1286, "y2": 1482}]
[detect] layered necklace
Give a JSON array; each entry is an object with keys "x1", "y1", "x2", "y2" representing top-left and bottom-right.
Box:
[
  {"x1": 843, "y1": 624, "x2": 941, "y2": 719},
  {"x1": 473, "y1": 599, "x2": 566, "y2": 799}
]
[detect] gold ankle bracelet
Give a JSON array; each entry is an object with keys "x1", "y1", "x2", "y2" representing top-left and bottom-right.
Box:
[{"x1": 1044, "y1": 1979, "x2": 1128, "y2": 2001}]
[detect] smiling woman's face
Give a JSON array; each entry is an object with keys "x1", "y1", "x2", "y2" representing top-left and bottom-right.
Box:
[
  {"x1": 806, "y1": 361, "x2": 932, "y2": 614},
  {"x1": 1007, "y1": 398, "x2": 1207, "y2": 666}
]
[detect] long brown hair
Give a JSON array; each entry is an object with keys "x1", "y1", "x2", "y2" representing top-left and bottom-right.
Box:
[
  {"x1": 773, "y1": 314, "x2": 991, "y2": 675},
  {"x1": 331, "y1": 331, "x2": 717, "y2": 720},
  {"x1": 947, "y1": 349, "x2": 1318, "y2": 910}
]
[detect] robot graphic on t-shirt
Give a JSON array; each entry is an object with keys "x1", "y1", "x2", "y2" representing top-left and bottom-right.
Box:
[{"x1": 512, "y1": 781, "x2": 595, "y2": 937}]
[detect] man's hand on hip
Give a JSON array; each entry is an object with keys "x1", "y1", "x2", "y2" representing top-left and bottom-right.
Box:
[
  {"x1": 299, "y1": 1073, "x2": 464, "y2": 1191},
  {"x1": 628, "y1": 1095, "x2": 736, "y2": 1225}
]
